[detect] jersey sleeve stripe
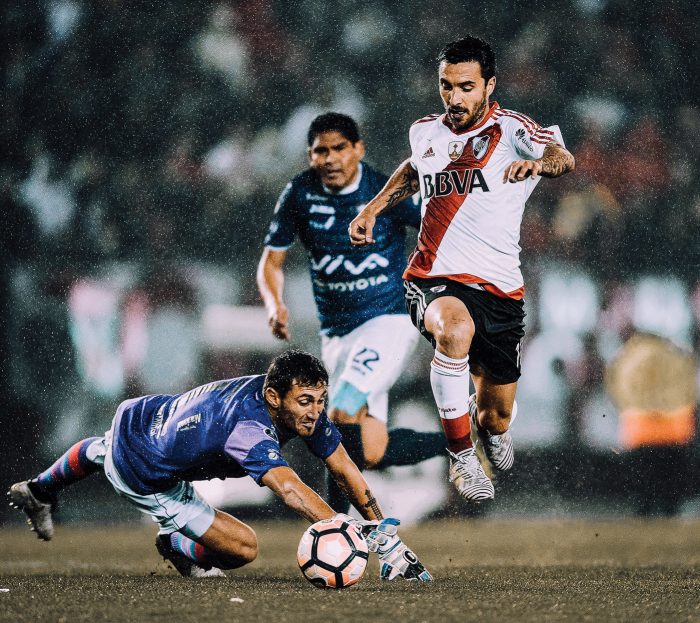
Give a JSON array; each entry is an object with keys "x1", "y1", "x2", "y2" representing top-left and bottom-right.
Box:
[
  {"x1": 531, "y1": 137, "x2": 553, "y2": 145},
  {"x1": 412, "y1": 113, "x2": 441, "y2": 126},
  {"x1": 493, "y1": 110, "x2": 536, "y2": 132},
  {"x1": 496, "y1": 109, "x2": 541, "y2": 134},
  {"x1": 503, "y1": 109, "x2": 541, "y2": 129}
]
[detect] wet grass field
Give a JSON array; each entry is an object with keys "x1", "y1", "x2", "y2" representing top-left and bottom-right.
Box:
[{"x1": 1, "y1": 519, "x2": 699, "y2": 622}]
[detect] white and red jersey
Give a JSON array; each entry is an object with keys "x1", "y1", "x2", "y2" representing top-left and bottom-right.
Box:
[{"x1": 404, "y1": 101, "x2": 564, "y2": 299}]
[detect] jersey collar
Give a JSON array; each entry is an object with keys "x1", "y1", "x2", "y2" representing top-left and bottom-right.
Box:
[
  {"x1": 441, "y1": 101, "x2": 499, "y2": 135},
  {"x1": 322, "y1": 163, "x2": 363, "y2": 195}
]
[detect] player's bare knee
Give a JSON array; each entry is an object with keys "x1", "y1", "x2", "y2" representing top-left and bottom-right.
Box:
[
  {"x1": 218, "y1": 522, "x2": 258, "y2": 564},
  {"x1": 363, "y1": 445, "x2": 386, "y2": 469},
  {"x1": 239, "y1": 541, "x2": 258, "y2": 565},
  {"x1": 329, "y1": 408, "x2": 357, "y2": 424},
  {"x1": 432, "y1": 319, "x2": 473, "y2": 358},
  {"x1": 235, "y1": 529, "x2": 258, "y2": 564}
]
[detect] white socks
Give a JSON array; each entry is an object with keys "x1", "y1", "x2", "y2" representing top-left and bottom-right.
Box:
[{"x1": 430, "y1": 350, "x2": 472, "y2": 453}]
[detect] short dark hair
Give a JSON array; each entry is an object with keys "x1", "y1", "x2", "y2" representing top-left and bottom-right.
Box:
[
  {"x1": 437, "y1": 36, "x2": 496, "y2": 81},
  {"x1": 264, "y1": 349, "x2": 328, "y2": 396},
  {"x1": 307, "y1": 112, "x2": 361, "y2": 146}
]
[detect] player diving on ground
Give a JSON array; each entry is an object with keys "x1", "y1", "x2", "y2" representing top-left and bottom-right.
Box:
[{"x1": 8, "y1": 350, "x2": 431, "y2": 581}]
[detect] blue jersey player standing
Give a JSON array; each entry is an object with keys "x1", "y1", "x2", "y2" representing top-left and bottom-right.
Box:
[
  {"x1": 257, "y1": 114, "x2": 445, "y2": 513},
  {"x1": 9, "y1": 350, "x2": 431, "y2": 581}
]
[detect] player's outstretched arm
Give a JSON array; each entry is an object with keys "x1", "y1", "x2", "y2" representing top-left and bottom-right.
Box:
[
  {"x1": 503, "y1": 142, "x2": 575, "y2": 183},
  {"x1": 349, "y1": 158, "x2": 419, "y2": 246},
  {"x1": 324, "y1": 445, "x2": 433, "y2": 581},
  {"x1": 256, "y1": 248, "x2": 291, "y2": 340},
  {"x1": 262, "y1": 466, "x2": 335, "y2": 523},
  {"x1": 324, "y1": 444, "x2": 383, "y2": 520}
]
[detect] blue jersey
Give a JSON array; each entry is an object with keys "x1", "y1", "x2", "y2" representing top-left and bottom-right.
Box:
[
  {"x1": 110, "y1": 375, "x2": 342, "y2": 495},
  {"x1": 264, "y1": 163, "x2": 421, "y2": 337}
]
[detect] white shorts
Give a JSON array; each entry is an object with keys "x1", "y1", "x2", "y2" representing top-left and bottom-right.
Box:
[
  {"x1": 321, "y1": 314, "x2": 419, "y2": 423},
  {"x1": 91, "y1": 409, "x2": 216, "y2": 538}
]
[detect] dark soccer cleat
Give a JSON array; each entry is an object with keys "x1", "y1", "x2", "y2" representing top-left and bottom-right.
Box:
[
  {"x1": 8, "y1": 481, "x2": 57, "y2": 541},
  {"x1": 448, "y1": 448, "x2": 495, "y2": 502},
  {"x1": 155, "y1": 535, "x2": 225, "y2": 578},
  {"x1": 469, "y1": 394, "x2": 515, "y2": 472}
]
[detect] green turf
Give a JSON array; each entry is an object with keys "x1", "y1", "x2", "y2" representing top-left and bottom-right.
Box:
[{"x1": 1, "y1": 520, "x2": 698, "y2": 622}]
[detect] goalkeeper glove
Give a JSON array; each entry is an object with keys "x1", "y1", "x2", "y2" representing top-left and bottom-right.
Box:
[
  {"x1": 332, "y1": 513, "x2": 379, "y2": 537},
  {"x1": 365, "y1": 518, "x2": 432, "y2": 581}
]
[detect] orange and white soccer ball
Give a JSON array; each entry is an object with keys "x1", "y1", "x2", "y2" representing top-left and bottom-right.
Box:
[{"x1": 297, "y1": 517, "x2": 369, "y2": 589}]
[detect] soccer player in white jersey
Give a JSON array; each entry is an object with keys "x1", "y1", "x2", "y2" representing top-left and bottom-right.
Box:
[{"x1": 349, "y1": 36, "x2": 575, "y2": 502}]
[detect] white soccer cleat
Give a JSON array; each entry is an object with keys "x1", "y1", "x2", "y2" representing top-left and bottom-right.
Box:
[
  {"x1": 448, "y1": 448, "x2": 494, "y2": 502},
  {"x1": 8, "y1": 481, "x2": 56, "y2": 541},
  {"x1": 469, "y1": 394, "x2": 515, "y2": 472},
  {"x1": 189, "y1": 566, "x2": 226, "y2": 578}
]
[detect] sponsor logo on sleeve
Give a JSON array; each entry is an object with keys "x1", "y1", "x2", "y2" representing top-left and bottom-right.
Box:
[{"x1": 515, "y1": 127, "x2": 534, "y2": 153}]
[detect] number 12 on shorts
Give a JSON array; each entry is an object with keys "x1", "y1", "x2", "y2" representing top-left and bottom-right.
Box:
[{"x1": 351, "y1": 348, "x2": 380, "y2": 376}]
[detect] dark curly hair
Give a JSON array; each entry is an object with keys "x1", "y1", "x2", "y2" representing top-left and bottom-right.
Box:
[
  {"x1": 437, "y1": 36, "x2": 496, "y2": 81},
  {"x1": 264, "y1": 349, "x2": 328, "y2": 397}
]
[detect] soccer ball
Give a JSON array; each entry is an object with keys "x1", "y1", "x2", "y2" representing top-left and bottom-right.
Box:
[{"x1": 297, "y1": 517, "x2": 369, "y2": 589}]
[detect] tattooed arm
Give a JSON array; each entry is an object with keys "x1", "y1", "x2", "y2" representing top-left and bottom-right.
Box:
[
  {"x1": 503, "y1": 142, "x2": 575, "y2": 183},
  {"x1": 349, "y1": 158, "x2": 419, "y2": 247},
  {"x1": 540, "y1": 142, "x2": 575, "y2": 178},
  {"x1": 323, "y1": 444, "x2": 384, "y2": 520}
]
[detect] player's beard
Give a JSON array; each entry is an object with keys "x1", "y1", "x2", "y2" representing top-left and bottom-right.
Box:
[{"x1": 448, "y1": 94, "x2": 489, "y2": 131}]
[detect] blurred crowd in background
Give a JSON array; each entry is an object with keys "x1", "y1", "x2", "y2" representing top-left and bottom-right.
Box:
[{"x1": 2, "y1": 0, "x2": 698, "y2": 520}]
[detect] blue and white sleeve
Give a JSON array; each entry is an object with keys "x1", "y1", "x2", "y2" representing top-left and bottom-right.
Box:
[
  {"x1": 225, "y1": 420, "x2": 289, "y2": 485},
  {"x1": 303, "y1": 412, "x2": 342, "y2": 460},
  {"x1": 264, "y1": 181, "x2": 297, "y2": 250}
]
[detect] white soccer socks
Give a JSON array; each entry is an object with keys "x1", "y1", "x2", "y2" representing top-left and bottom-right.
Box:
[
  {"x1": 431, "y1": 351, "x2": 495, "y2": 501},
  {"x1": 430, "y1": 351, "x2": 472, "y2": 453}
]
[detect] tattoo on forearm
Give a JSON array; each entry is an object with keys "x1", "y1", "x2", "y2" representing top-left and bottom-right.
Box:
[
  {"x1": 385, "y1": 168, "x2": 420, "y2": 209},
  {"x1": 363, "y1": 489, "x2": 383, "y2": 519},
  {"x1": 540, "y1": 143, "x2": 575, "y2": 178}
]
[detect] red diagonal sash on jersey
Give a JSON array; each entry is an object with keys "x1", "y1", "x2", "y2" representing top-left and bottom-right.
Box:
[{"x1": 405, "y1": 124, "x2": 502, "y2": 279}]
